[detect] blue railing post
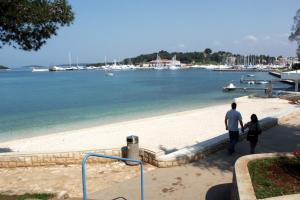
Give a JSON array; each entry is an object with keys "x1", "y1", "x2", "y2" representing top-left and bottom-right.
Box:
[{"x1": 82, "y1": 152, "x2": 144, "y2": 200}]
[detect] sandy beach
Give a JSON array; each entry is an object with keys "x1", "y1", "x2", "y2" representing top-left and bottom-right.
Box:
[{"x1": 0, "y1": 96, "x2": 298, "y2": 154}]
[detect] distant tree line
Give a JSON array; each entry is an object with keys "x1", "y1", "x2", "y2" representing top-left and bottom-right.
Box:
[
  {"x1": 123, "y1": 49, "x2": 277, "y2": 65},
  {"x1": 0, "y1": 65, "x2": 9, "y2": 70}
]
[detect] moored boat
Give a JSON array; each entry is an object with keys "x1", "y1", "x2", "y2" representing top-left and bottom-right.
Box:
[
  {"x1": 49, "y1": 66, "x2": 65, "y2": 71},
  {"x1": 105, "y1": 72, "x2": 114, "y2": 76},
  {"x1": 223, "y1": 83, "x2": 236, "y2": 91},
  {"x1": 32, "y1": 68, "x2": 49, "y2": 72}
]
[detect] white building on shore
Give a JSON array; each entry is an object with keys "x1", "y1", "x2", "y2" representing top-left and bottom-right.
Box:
[{"x1": 149, "y1": 55, "x2": 181, "y2": 67}]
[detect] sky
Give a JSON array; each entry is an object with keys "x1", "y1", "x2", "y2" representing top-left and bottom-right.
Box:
[{"x1": 1, "y1": 0, "x2": 300, "y2": 67}]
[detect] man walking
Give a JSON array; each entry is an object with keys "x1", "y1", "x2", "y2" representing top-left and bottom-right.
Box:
[{"x1": 225, "y1": 102, "x2": 244, "y2": 154}]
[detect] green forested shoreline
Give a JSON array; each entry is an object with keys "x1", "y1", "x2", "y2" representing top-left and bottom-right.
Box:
[
  {"x1": 88, "y1": 49, "x2": 278, "y2": 67},
  {"x1": 123, "y1": 49, "x2": 277, "y2": 65}
]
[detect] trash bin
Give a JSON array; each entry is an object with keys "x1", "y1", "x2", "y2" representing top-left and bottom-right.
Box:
[{"x1": 126, "y1": 135, "x2": 139, "y2": 165}]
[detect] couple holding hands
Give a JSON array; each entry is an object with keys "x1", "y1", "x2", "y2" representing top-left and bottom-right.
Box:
[{"x1": 225, "y1": 102, "x2": 262, "y2": 154}]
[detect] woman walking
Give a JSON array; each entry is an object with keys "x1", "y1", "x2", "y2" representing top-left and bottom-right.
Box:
[{"x1": 244, "y1": 114, "x2": 262, "y2": 154}]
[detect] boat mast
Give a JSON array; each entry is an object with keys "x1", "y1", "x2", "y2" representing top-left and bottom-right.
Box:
[
  {"x1": 156, "y1": 53, "x2": 161, "y2": 67},
  {"x1": 68, "y1": 52, "x2": 72, "y2": 68},
  {"x1": 247, "y1": 55, "x2": 249, "y2": 66}
]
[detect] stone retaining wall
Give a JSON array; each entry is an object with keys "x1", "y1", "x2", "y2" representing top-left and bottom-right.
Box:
[
  {"x1": 0, "y1": 149, "x2": 121, "y2": 168},
  {"x1": 0, "y1": 147, "x2": 160, "y2": 169}
]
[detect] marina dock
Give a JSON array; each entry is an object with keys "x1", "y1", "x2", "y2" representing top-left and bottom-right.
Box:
[
  {"x1": 240, "y1": 78, "x2": 269, "y2": 84},
  {"x1": 268, "y1": 71, "x2": 281, "y2": 78},
  {"x1": 223, "y1": 87, "x2": 267, "y2": 92},
  {"x1": 240, "y1": 78, "x2": 294, "y2": 86},
  {"x1": 223, "y1": 86, "x2": 289, "y2": 93},
  {"x1": 268, "y1": 71, "x2": 295, "y2": 85},
  {"x1": 213, "y1": 68, "x2": 273, "y2": 72}
]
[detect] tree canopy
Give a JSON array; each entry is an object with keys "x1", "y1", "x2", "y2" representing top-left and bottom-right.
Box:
[
  {"x1": 0, "y1": 0, "x2": 74, "y2": 51},
  {"x1": 204, "y1": 48, "x2": 212, "y2": 55},
  {"x1": 289, "y1": 8, "x2": 300, "y2": 59}
]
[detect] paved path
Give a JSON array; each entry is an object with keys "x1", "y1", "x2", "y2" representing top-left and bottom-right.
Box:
[{"x1": 89, "y1": 113, "x2": 300, "y2": 200}]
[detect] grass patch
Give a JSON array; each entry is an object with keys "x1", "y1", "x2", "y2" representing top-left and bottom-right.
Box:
[
  {"x1": 0, "y1": 193, "x2": 54, "y2": 200},
  {"x1": 248, "y1": 157, "x2": 300, "y2": 199}
]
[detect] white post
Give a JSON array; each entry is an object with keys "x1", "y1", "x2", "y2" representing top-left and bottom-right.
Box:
[{"x1": 296, "y1": 80, "x2": 299, "y2": 92}]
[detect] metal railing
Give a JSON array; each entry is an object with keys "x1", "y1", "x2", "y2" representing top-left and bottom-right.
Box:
[{"x1": 82, "y1": 152, "x2": 144, "y2": 200}]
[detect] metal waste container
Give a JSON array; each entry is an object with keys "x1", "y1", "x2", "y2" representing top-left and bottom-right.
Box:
[{"x1": 126, "y1": 135, "x2": 139, "y2": 165}]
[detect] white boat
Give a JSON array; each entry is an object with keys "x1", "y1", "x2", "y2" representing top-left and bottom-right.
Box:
[
  {"x1": 154, "y1": 66, "x2": 166, "y2": 70},
  {"x1": 168, "y1": 55, "x2": 181, "y2": 70},
  {"x1": 32, "y1": 68, "x2": 49, "y2": 72},
  {"x1": 223, "y1": 83, "x2": 236, "y2": 91},
  {"x1": 105, "y1": 72, "x2": 114, "y2": 76},
  {"x1": 49, "y1": 66, "x2": 65, "y2": 71},
  {"x1": 86, "y1": 66, "x2": 97, "y2": 70},
  {"x1": 247, "y1": 74, "x2": 255, "y2": 77},
  {"x1": 169, "y1": 66, "x2": 180, "y2": 70},
  {"x1": 258, "y1": 81, "x2": 268, "y2": 84},
  {"x1": 154, "y1": 54, "x2": 167, "y2": 70}
]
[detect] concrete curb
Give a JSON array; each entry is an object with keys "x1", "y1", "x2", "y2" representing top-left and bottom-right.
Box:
[
  {"x1": 154, "y1": 107, "x2": 299, "y2": 167},
  {"x1": 155, "y1": 116, "x2": 278, "y2": 166},
  {"x1": 232, "y1": 153, "x2": 300, "y2": 200}
]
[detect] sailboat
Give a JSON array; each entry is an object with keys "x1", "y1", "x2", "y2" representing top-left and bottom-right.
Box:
[
  {"x1": 169, "y1": 55, "x2": 181, "y2": 70},
  {"x1": 65, "y1": 52, "x2": 77, "y2": 70},
  {"x1": 154, "y1": 54, "x2": 165, "y2": 70},
  {"x1": 103, "y1": 56, "x2": 114, "y2": 76},
  {"x1": 76, "y1": 57, "x2": 85, "y2": 70},
  {"x1": 49, "y1": 65, "x2": 65, "y2": 71}
]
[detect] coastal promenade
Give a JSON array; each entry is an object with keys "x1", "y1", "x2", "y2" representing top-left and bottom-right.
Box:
[
  {"x1": 0, "y1": 98, "x2": 299, "y2": 198},
  {"x1": 90, "y1": 110, "x2": 300, "y2": 200},
  {"x1": 0, "y1": 97, "x2": 298, "y2": 156}
]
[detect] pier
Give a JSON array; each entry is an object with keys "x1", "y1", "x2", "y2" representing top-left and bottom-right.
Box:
[
  {"x1": 223, "y1": 87, "x2": 268, "y2": 92},
  {"x1": 240, "y1": 78, "x2": 269, "y2": 84},
  {"x1": 268, "y1": 71, "x2": 281, "y2": 78},
  {"x1": 268, "y1": 71, "x2": 296, "y2": 86}
]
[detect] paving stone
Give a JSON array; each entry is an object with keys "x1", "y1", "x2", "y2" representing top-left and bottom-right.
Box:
[{"x1": 0, "y1": 162, "x2": 155, "y2": 198}]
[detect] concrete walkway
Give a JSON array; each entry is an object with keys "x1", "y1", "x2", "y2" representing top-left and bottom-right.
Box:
[{"x1": 89, "y1": 113, "x2": 300, "y2": 200}]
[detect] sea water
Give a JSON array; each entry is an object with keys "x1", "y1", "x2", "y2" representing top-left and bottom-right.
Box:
[{"x1": 0, "y1": 69, "x2": 289, "y2": 141}]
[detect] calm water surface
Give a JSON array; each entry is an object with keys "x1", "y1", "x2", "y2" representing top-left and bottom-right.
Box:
[{"x1": 0, "y1": 69, "x2": 288, "y2": 141}]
